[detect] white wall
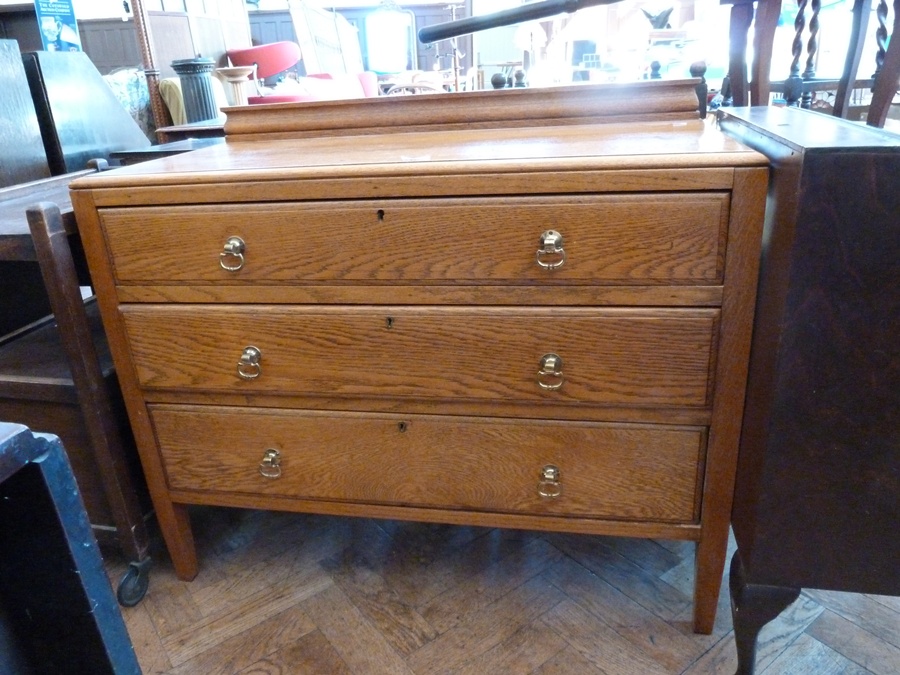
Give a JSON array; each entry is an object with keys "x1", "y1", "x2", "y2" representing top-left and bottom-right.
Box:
[
  {"x1": 471, "y1": 0, "x2": 520, "y2": 73},
  {"x1": 72, "y1": 0, "x2": 132, "y2": 20}
]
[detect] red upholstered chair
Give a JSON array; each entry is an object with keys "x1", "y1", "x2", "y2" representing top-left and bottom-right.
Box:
[
  {"x1": 225, "y1": 41, "x2": 305, "y2": 104},
  {"x1": 226, "y1": 41, "x2": 380, "y2": 105}
]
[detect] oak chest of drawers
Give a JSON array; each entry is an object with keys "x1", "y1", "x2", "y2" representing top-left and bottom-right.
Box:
[{"x1": 71, "y1": 101, "x2": 767, "y2": 633}]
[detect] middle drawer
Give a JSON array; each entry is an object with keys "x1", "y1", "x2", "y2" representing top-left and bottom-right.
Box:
[{"x1": 122, "y1": 306, "x2": 718, "y2": 407}]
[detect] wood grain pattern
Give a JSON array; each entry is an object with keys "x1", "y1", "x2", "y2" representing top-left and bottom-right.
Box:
[
  {"x1": 71, "y1": 189, "x2": 202, "y2": 581},
  {"x1": 804, "y1": 611, "x2": 900, "y2": 674},
  {"x1": 804, "y1": 590, "x2": 900, "y2": 648},
  {"x1": 82, "y1": 167, "x2": 740, "y2": 208},
  {"x1": 221, "y1": 79, "x2": 704, "y2": 139},
  {"x1": 69, "y1": 122, "x2": 761, "y2": 195},
  {"x1": 74, "y1": 109, "x2": 769, "y2": 631},
  {"x1": 114, "y1": 284, "x2": 726, "y2": 308},
  {"x1": 542, "y1": 555, "x2": 706, "y2": 670},
  {"x1": 0, "y1": 170, "x2": 88, "y2": 261},
  {"x1": 100, "y1": 195, "x2": 729, "y2": 284},
  {"x1": 104, "y1": 508, "x2": 897, "y2": 674},
  {"x1": 688, "y1": 166, "x2": 768, "y2": 634},
  {"x1": 122, "y1": 306, "x2": 718, "y2": 406},
  {"x1": 541, "y1": 599, "x2": 673, "y2": 675},
  {"x1": 762, "y1": 632, "x2": 873, "y2": 675},
  {"x1": 302, "y1": 584, "x2": 415, "y2": 674},
  {"x1": 162, "y1": 570, "x2": 332, "y2": 667},
  {"x1": 0, "y1": 38, "x2": 50, "y2": 189},
  {"x1": 152, "y1": 407, "x2": 705, "y2": 522},
  {"x1": 716, "y1": 106, "x2": 900, "y2": 675}
]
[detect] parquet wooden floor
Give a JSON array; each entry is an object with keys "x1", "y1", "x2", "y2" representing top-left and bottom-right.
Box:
[{"x1": 104, "y1": 507, "x2": 900, "y2": 674}]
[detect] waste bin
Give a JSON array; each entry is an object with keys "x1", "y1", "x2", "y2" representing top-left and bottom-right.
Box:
[{"x1": 171, "y1": 56, "x2": 219, "y2": 124}]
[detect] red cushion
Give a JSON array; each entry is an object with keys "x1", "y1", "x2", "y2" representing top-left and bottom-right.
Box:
[
  {"x1": 226, "y1": 42, "x2": 302, "y2": 79},
  {"x1": 356, "y1": 71, "x2": 379, "y2": 98}
]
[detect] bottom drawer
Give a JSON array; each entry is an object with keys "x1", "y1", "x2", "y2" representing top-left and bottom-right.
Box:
[{"x1": 151, "y1": 405, "x2": 706, "y2": 523}]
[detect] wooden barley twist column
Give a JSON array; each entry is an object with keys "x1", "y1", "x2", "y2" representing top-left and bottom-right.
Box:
[
  {"x1": 785, "y1": 0, "x2": 808, "y2": 105},
  {"x1": 800, "y1": 0, "x2": 821, "y2": 107},
  {"x1": 874, "y1": 0, "x2": 889, "y2": 76},
  {"x1": 130, "y1": 0, "x2": 170, "y2": 132},
  {"x1": 867, "y1": 0, "x2": 900, "y2": 126}
]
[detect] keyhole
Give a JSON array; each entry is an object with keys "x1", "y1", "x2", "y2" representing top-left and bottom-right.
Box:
[
  {"x1": 376, "y1": 209, "x2": 385, "y2": 221},
  {"x1": 398, "y1": 422, "x2": 408, "y2": 433},
  {"x1": 386, "y1": 317, "x2": 394, "y2": 329}
]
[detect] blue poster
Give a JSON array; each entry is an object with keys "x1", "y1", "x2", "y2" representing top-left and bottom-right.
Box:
[{"x1": 35, "y1": 0, "x2": 82, "y2": 52}]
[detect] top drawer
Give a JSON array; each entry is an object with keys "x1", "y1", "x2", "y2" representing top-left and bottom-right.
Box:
[{"x1": 100, "y1": 195, "x2": 729, "y2": 285}]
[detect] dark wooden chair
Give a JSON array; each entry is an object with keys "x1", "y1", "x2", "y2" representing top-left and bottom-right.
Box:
[
  {"x1": 722, "y1": 0, "x2": 900, "y2": 127},
  {"x1": 29, "y1": 201, "x2": 153, "y2": 605},
  {"x1": 0, "y1": 175, "x2": 153, "y2": 606}
]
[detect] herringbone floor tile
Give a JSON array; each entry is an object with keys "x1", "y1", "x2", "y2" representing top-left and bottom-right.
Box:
[{"x1": 104, "y1": 507, "x2": 898, "y2": 674}]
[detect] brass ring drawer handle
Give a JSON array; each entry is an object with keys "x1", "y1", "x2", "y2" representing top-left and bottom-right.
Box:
[
  {"x1": 538, "y1": 465, "x2": 562, "y2": 498},
  {"x1": 536, "y1": 229, "x2": 565, "y2": 270},
  {"x1": 259, "y1": 449, "x2": 281, "y2": 479},
  {"x1": 537, "y1": 353, "x2": 564, "y2": 390},
  {"x1": 220, "y1": 236, "x2": 245, "y2": 272},
  {"x1": 237, "y1": 346, "x2": 262, "y2": 380}
]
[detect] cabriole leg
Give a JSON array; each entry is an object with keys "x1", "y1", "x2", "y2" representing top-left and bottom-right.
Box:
[{"x1": 729, "y1": 550, "x2": 800, "y2": 675}]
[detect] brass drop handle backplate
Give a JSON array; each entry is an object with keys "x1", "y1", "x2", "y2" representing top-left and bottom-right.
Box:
[
  {"x1": 536, "y1": 229, "x2": 565, "y2": 270},
  {"x1": 220, "y1": 236, "x2": 245, "y2": 271},
  {"x1": 258, "y1": 449, "x2": 281, "y2": 479},
  {"x1": 537, "y1": 353, "x2": 564, "y2": 390},
  {"x1": 237, "y1": 345, "x2": 262, "y2": 380},
  {"x1": 538, "y1": 464, "x2": 562, "y2": 498}
]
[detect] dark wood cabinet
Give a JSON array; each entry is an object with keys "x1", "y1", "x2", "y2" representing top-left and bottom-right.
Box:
[
  {"x1": 0, "y1": 39, "x2": 48, "y2": 189},
  {"x1": 22, "y1": 50, "x2": 150, "y2": 176},
  {"x1": 718, "y1": 107, "x2": 900, "y2": 674}
]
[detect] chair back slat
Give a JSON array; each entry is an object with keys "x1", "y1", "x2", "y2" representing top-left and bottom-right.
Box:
[{"x1": 726, "y1": 0, "x2": 899, "y2": 127}]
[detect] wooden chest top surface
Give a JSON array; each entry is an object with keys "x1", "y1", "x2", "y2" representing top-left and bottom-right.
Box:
[{"x1": 70, "y1": 120, "x2": 765, "y2": 194}]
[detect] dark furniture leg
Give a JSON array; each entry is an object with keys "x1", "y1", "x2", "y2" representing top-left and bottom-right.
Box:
[{"x1": 729, "y1": 551, "x2": 800, "y2": 675}]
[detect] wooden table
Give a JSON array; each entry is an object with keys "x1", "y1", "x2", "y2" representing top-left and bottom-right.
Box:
[
  {"x1": 109, "y1": 137, "x2": 225, "y2": 166},
  {"x1": 155, "y1": 119, "x2": 226, "y2": 144},
  {"x1": 0, "y1": 171, "x2": 87, "y2": 262},
  {"x1": 0, "y1": 172, "x2": 88, "y2": 334}
]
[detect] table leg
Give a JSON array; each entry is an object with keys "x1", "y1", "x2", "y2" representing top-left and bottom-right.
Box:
[{"x1": 729, "y1": 550, "x2": 800, "y2": 675}]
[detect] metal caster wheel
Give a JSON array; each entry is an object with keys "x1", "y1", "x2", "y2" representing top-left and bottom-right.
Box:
[{"x1": 117, "y1": 557, "x2": 151, "y2": 607}]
